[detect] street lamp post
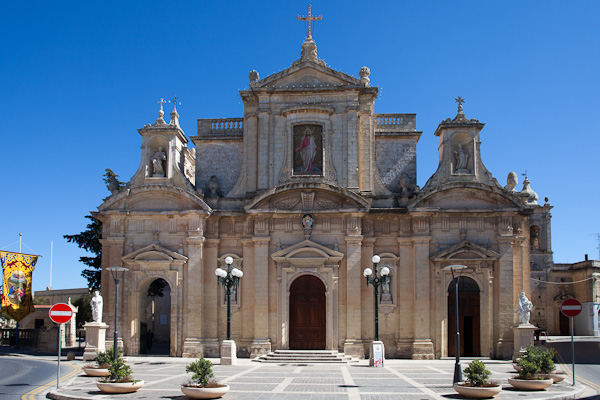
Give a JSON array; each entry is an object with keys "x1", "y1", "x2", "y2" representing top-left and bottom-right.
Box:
[
  {"x1": 215, "y1": 256, "x2": 243, "y2": 364},
  {"x1": 106, "y1": 266, "x2": 129, "y2": 363},
  {"x1": 363, "y1": 255, "x2": 389, "y2": 366},
  {"x1": 443, "y1": 264, "x2": 467, "y2": 384}
]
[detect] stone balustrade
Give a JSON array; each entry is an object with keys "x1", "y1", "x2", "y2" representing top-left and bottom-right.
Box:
[
  {"x1": 197, "y1": 118, "x2": 244, "y2": 138},
  {"x1": 374, "y1": 113, "x2": 416, "y2": 132}
]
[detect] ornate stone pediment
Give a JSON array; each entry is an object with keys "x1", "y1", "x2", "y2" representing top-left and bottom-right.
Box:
[
  {"x1": 432, "y1": 240, "x2": 499, "y2": 262},
  {"x1": 100, "y1": 185, "x2": 210, "y2": 213},
  {"x1": 256, "y1": 62, "x2": 361, "y2": 90},
  {"x1": 122, "y1": 243, "x2": 188, "y2": 270},
  {"x1": 271, "y1": 239, "x2": 344, "y2": 266},
  {"x1": 412, "y1": 185, "x2": 520, "y2": 211},
  {"x1": 246, "y1": 184, "x2": 370, "y2": 212}
]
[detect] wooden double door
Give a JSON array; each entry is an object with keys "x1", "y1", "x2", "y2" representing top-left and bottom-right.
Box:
[{"x1": 289, "y1": 275, "x2": 326, "y2": 350}]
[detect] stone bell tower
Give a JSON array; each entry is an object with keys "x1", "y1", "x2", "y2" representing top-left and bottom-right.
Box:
[
  {"x1": 129, "y1": 98, "x2": 196, "y2": 191},
  {"x1": 423, "y1": 97, "x2": 499, "y2": 190}
]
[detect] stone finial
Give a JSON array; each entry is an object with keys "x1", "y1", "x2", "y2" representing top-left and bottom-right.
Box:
[
  {"x1": 169, "y1": 96, "x2": 180, "y2": 127},
  {"x1": 505, "y1": 171, "x2": 518, "y2": 192},
  {"x1": 359, "y1": 66, "x2": 370, "y2": 87},
  {"x1": 249, "y1": 70, "x2": 259, "y2": 87},
  {"x1": 454, "y1": 96, "x2": 467, "y2": 121},
  {"x1": 520, "y1": 176, "x2": 539, "y2": 205},
  {"x1": 300, "y1": 36, "x2": 318, "y2": 62}
]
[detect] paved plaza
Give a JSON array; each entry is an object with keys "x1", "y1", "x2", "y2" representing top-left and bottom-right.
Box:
[{"x1": 45, "y1": 357, "x2": 590, "y2": 400}]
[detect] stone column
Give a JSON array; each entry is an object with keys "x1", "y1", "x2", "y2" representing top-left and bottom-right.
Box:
[
  {"x1": 496, "y1": 236, "x2": 516, "y2": 359},
  {"x1": 344, "y1": 234, "x2": 363, "y2": 357},
  {"x1": 202, "y1": 238, "x2": 220, "y2": 357},
  {"x1": 100, "y1": 236, "x2": 126, "y2": 353},
  {"x1": 411, "y1": 235, "x2": 434, "y2": 359},
  {"x1": 245, "y1": 111, "x2": 258, "y2": 193},
  {"x1": 358, "y1": 108, "x2": 373, "y2": 192},
  {"x1": 397, "y1": 236, "x2": 414, "y2": 358},
  {"x1": 241, "y1": 238, "x2": 255, "y2": 351},
  {"x1": 257, "y1": 109, "x2": 270, "y2": 190},
  {"x1": 250, "y1": 237, "x2": 271, "y2": 358},
  {"x1": 182, "y1": 233, "x2": 205, "y2": 358},
  {"x1": 346, "y1": 110, "x2": 359, "y2": 190}
]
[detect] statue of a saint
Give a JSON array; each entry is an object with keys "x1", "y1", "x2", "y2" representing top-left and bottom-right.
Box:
[
  {"x1": 454, "y1": 144, "x2": 469, "y2": 172},
  {"x1": 505, "y1": 172, "x2": 518, "y2": 192},
  {"x1": 151, "y1": 147, "x2": 167, "y2": 177},
  {"x1": 516, "y1": 291, "x2": 533, "y2": 325},
  {"x1": 90, "y1": 290, "x2": 103, "y2": 323}
]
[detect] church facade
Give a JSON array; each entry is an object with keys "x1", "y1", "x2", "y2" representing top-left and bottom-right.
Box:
[{"x1": 95, "y1": 32, "x2": 554, "y2": 360}]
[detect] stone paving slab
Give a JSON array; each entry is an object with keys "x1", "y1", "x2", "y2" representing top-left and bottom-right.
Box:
[{"x1": 36, "y1": 356, "x2": 587, "y2": 400}]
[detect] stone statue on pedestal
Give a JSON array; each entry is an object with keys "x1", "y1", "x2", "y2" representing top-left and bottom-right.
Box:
[
  {"x1": 517, "y1": 291, "x2": 533, "y2": 325},
  {"x1": 90, "y1": 290, "x2": 103, "y2": 323}
]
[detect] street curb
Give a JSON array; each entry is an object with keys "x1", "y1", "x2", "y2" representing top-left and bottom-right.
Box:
[{"x1": 46, "y1": 391, "x2": 94, "y2": 400}]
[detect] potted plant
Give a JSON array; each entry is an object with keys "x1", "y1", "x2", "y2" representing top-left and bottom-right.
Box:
[
  {"x1": 181, "y1": 357, "x2": 229, "y2": 399},
  {"x1": 83, "y1": 347, "x2": 115, "y2": 377},
  {"x1": 538, "y1": 347, "x2": 567, "y2": 383},
  {"x1": 508, "y1": 346, "x2": 553, "y2": 390},
  {"x1": 453, "y1": 359, "x2": 502, "y2": 398},
  {"x1": 96, "y1": 349, "x2": 144, "y2": 394}
]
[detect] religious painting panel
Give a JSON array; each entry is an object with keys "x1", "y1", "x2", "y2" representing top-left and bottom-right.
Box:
[{"x1": 293, "y1": 124, "x2": 323, "y2": 175}]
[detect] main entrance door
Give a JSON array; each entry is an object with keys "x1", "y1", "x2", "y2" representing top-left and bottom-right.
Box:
[
  {"x1": 289, "y1": 275, "x2": 326, "y2": 350},
  {"x1": 448, "y1": 277, "x2": 480, "y2": 357}
]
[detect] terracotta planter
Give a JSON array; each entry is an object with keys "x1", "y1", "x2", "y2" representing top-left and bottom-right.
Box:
[
  {"x1": 508, "y1": 377, "x2": 553, "y2": 390},
  {"x1": 454, "y1": 383, "x2": 502, "y2": 398},
  {"x1": 83, "y1": 367, "x2": 110, "y2": 377},
  {"x1": 96, "y1": 380, "x2": 144, "y2": 394},
  {"x1": 513, "y1": 364, "x2": 522, "y2": 372},
  {"x1": 181, "y1": 384, "x2": 230, "y2": 399}
]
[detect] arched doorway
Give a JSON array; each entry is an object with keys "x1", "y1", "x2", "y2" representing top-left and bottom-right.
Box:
[
  {"x1": 139, "y1": 278, "x2": 171, "y2": 355},
  {"x1": 289, "y1": 275, "x2": 326, "y2": 350},
  {"x1": 448, "y1": 277, "x2": 480, "y2": 357}
]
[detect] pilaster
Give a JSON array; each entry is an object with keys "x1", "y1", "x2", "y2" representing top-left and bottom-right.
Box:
[
  {"x1": 344, "y1": 234, "x2": 364, "y2": 357},
  {"x1": 182, "y1": 234, "x2": 205, "y2": 357},
  {"x1": 411, "y1": 223, "x2": 434, "y2": 359},
  {"x1": 202, "y1": 238, "x2": 220, "y2": 357},
  {"x1": 251, "y1": 237, "x2": 271, "y2": 357}
]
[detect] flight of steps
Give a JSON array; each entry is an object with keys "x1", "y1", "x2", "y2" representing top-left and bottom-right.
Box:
[{"x1": 254, "y1": 349, "x2": 358, "y2": 364}]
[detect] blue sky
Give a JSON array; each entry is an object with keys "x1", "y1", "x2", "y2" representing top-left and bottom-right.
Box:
[{"x1": 1, "y1": 1, "x2": 599, "y2": 292}]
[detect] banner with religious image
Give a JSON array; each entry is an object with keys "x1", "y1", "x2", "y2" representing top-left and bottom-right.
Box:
[{"x1": 1, "y1": 251, "x2": 38, "y2": 322}]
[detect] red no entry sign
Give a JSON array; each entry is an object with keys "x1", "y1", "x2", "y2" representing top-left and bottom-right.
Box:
[
  {"x1": 49, "y1": 303, "x2": 73, "y2": 324},
  {"x1": 561, "y1": 298, "x2": 582, "y2": 318}
]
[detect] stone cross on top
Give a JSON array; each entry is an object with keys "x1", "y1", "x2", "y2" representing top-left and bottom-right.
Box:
[
  {"x1": 297, "y1": 4, "x2": 322, "y2": 39},
  {"x1": 157, "y1": 98, "x2": 166, "y2": 111}
]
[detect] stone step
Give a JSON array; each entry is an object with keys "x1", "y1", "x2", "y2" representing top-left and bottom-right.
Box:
[{"x1": 254, "y1": 349, "x2": 358, "y2": 364}]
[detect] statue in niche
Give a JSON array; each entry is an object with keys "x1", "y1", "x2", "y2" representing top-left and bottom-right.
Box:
[
  {"x1": 380, "y1": 275, "x2": 393, "y2": 303},
  {"x1": 517, "y1": 291, "x2": 533, "y2": 325},
  {"x1": 454, "y1": 143, "x2": 469, "y2": 173},
  {"x1": 205, "y1": 175, "x2": 223, "y2": 198},
  {"x1": 90, "y1": 290, "x2": 103, "y2": 323},
  {"x1": 151, "y1": 147, "x2": 167, "y2": 177},
  {"x1": 505, "y1": 172, "x2": 518, "y2": 192},
  {"x1": 530, "y1": 226, "x2": 540, "y2": 249}
]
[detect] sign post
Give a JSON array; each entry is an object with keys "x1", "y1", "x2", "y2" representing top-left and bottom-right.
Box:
[
  {"x1": 560, "y1": 298, "x2": 582, "y2": 386},
  {"x1": 49, "y1": 303, "x2": 73, "y2": 389}
]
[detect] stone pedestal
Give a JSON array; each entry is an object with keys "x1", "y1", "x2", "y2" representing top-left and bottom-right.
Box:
[
  {"x1": 369, "y1": 341, "x2": 385, "y2": 367},
  {"x1": 220, "y1": 340, "x2": 237, "y2": 365},
  {"x1": 249, "y1": 339, "x2": 271, "y2": 359},
  {"x1": 513, "y1": 324, "x2": 537, "y2": 361},
  {"x1": 411, "y1": 340, "x2": 435, "y2": 360},
  {"x1": 343, "y1": 339, "x2": 365, "y2": 359},
  {"x1": 83, "y1": 322, "x2": 108, "y2": 361}
]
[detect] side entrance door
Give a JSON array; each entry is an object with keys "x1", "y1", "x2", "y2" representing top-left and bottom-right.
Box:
[{"x1": 289, "y1": 275, "x2": 326, "y2": 350}]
